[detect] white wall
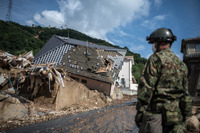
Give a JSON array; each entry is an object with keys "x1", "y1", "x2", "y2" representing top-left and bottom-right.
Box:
[
  {"x1": 117, "y1": 58, "x2": 132, "y2": 88},
  {"x1": 117, "y1": 56, "x2": 138, "y2": 95}
]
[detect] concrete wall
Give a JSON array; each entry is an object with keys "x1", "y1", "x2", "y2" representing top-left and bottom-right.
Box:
[
  {"x1": 55, "y1": 79, "x2": 94, "y2": 110},
  {"x1": 69, "y1": 74, "x2": 111, "y2": 95},
  {"x1": 31, "y1": 77, "x2": 95, "y2": 111}
]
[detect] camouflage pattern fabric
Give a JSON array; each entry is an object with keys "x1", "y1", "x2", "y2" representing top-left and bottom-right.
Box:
[
  {"x1": 136, "y1": 48, "x2": 192, "y2": 132},
  {"x1": 163, "y1": 122, "x2": 187, "y2": 133},
  {"x1": 139, "y1": 113, "x2": 162, "y2": 133}
]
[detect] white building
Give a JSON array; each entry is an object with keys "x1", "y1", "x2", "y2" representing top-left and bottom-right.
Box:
[{"x1": 117, "y1": 56, "x2": 138, "y2": 95}]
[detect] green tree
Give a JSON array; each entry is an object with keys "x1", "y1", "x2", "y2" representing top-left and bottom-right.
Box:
[{"x1": 0, "y1": 20, "x2": 147, "y2": 82}]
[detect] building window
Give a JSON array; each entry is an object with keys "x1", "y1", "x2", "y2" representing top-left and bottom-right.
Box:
[
  {"x1": 186, "y1": 43, "x2": 196, "y2": 55},
  {"x1": 71, "y1": 76, "x2": 79, "y2": 82},
  {"x1": 81, "y1": 79, "x2": 87, "y2": 84},
  {"x1": 196, "y1": 44, "x2": 200, "y2": 52},
  {"x1": 121, "y1": 78, "x2": 125, "y2": 86}
]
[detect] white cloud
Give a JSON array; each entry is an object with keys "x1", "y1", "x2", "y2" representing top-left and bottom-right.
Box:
[
  {"x1": 141, "y1": 14, "x2": 167, "y2": 30},
  {"x1": 154, "y1": 0, "x2": 162, "y2": 7},
  {"x1": 26, "y1": 20, "x2": 35, "y2": 26},
  {"x1": 61, "y1": 0, "x2": 82, "y2": 16},
  {"x1": 33, "y1": 10, "x2": 65, "y2": 28},
  {"x1": 119, "y1": 30, "x2": 131, "y2": 37},
  {"x1": 146, "y1": 53, "x2": 152, "y2": 59},
  {"x1": 112, "y1": 38, "x2": 146, "y2": 52},
  {"x1": 29, "y1": 0, "x2": 150, "y2": 40},
  {"x1": 154, "y1": 15, "x2": 165, "y2": 20},
  {"x1": 130, "y1": 44, "x2": 145, "y2": 51}
]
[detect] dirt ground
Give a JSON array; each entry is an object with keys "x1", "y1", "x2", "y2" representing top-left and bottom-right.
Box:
[
  {"x1": 7, "y1": 99, "x2": 137, "y2": 133},
  {"x1": 0, "y1": 63, "x2": 134, "y2": 132},
  {"x1": 1, "y1": 93, "x2": 200, "y2": 133},
  {"x1": 0, "y1": 93, "x2": 135, "y2": 132}
]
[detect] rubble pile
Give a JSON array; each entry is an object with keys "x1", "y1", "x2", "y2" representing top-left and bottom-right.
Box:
[
  {"x1": 187, "y1": 106, "x2": 200, "y2": 133},
  {"x1": 0, "y1": 50, "x2": 112, "y2": 131},
  {"x1": 0, "y1": 50, "x2": 33, "y2": 69}
]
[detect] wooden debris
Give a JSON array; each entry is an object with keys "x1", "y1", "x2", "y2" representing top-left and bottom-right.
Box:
[{"x1": 187, "y1": 115, "x2": 200, "y2": 132}]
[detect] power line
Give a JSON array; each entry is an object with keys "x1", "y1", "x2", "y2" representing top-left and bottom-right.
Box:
[{"x1": 6, "y1": 0, "x2": 12, "y2": 21}]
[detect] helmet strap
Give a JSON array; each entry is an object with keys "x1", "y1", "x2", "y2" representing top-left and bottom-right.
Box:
[
  {"x1": 156, "y1": 42, "x2": 162, "y2": 52},
  {"x1": 156, "y1": 41, "x2": 172, "y2": 51}
]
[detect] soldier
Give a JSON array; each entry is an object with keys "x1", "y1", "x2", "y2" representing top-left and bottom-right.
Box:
[{"x1": 135, "y1": 28, "x2": 192, "y2": 133}]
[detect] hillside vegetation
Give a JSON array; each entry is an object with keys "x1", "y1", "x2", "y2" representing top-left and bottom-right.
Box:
[{"x1": 0, "y1": 20, "x2": 147, "y2": 82}]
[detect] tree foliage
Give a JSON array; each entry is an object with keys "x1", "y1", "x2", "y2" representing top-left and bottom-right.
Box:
[
  {"x1": 124, "y1": 46, "x2": 147, "y2": 83},
  {"x1": 0, "y1": 20, "x2": 44, "y2": 55},
  {"x1": 0, "y1": 20, "x2": 147, "y2": 83}
]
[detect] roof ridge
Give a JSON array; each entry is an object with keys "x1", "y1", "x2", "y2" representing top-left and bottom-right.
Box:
[
  {"x1": 54, "y1": 35, "x2": 127, "y2": 54},
  {"x1": 182, "y1": 36, "x2": 200, "y2": 41}
]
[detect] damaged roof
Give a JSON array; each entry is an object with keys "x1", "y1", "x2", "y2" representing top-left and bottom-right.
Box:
[{"x1": 34, "y1": 35, "x2": 127, "y2": 83}]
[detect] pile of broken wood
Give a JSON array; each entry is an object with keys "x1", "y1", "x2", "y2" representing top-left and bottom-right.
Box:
[
  {"x1": 0, "y1": 50, "x2": 66, "y2": 99},
  {"x1": 0, "y1": 50, "x2": 33, "y2": 69},
  {"x1": 187, "y1": 111, "x2": 200, "y2": 133}
]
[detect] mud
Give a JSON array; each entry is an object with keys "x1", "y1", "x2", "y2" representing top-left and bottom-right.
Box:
[
  {"x1": 4, "y1": 96, "x2": 138, "y2": 133},
  {"x1": 0, "y1": 90, "x2": 110, "y2": 131}
]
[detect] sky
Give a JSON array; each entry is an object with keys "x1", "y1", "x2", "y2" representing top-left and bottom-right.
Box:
[{"x1": 0, "y1": 0, "x2": 200, "y2": 59}]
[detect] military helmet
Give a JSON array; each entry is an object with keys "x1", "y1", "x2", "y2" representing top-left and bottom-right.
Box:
[{"x1": 146, "y1": 28, "x2": 177, "y2": 44}]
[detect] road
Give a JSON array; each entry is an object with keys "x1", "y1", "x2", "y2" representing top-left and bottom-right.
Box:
[{"x1": 6, "y1": 100, "x2": 138, "y2": 133}]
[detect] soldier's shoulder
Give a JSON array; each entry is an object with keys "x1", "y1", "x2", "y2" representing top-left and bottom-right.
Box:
[
  {"x1": 179, "y1": 60, "x2": 188, "y2": 71},
  {"x1": 148, "y1": 53, "x2": 160, "y2": 61},
  {"x1": 155, "y1": 48, "x2": 172, "y2": 57}
]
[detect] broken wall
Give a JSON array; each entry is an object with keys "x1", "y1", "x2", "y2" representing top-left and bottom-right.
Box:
[
  {"x1": 32, "y1": 77, "x2": 95, "y2": 111},
  {"x1": 0, "y1": 50, "x2": 113, "y2": 113},
  {"x1": 69, "y1": 74, "x2": 111, "y2": 95},
  {"x1": 0, "y1": 97, "x2": 28, "y2": 120},
  {"x1": 55, "y1": 79, "x2": 94, "y2": 110}
]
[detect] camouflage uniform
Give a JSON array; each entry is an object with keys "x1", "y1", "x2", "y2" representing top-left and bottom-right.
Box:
[{"x1": 135, "y1": 48, "x2": 192, "y2": 133}]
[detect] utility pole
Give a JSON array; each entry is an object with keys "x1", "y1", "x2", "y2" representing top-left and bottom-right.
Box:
[
  {"x1": 6, "y1": 0, "x2": 13, "y2": 22},
  {"x1": 65, "y1": 25, "x2": 70, "y2": 38}
]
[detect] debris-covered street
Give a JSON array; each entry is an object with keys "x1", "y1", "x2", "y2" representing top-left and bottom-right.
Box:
[
  {"x1": 0, "y1": 50, "x2": 137, "y2": 132},
  {"x1": 5, "y1": 97, "x2": 138, "y2": 133},
  {"x1": 1, "y1": 36, "x2": 200, "y2": 133}
]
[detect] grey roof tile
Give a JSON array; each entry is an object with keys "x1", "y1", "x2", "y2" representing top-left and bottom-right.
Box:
[
  {"x1": 184, "y1": 53, "x2": 200, "y2": 62},
  {"x1": 34, "y1": 35, "x2": 127, "y2": 83}
]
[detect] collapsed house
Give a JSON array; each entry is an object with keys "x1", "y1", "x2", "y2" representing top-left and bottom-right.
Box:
[
  {"x1": 181, "y1": 37, "x2": 200, "y2": 97},
  {"x1": 0, "y1": 50, "x2": 107, "y2": 113},
  {"x1": 33, "y1": 35, "x2": 127, "y2": 97}
]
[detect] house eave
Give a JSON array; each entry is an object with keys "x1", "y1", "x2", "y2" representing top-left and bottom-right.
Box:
[
  {"x1": 181, "y1": 36, "x2": 200, "y2": 53},
  {"x1": 68, "y1": 72, "x2": 113, "y2": 84}
]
